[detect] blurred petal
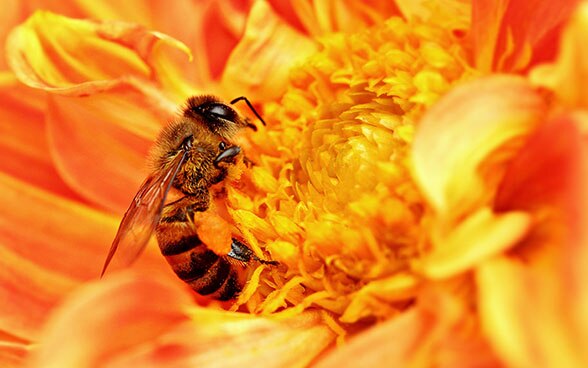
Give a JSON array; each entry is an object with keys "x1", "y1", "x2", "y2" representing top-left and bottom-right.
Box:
[
  {"x1": 530, "y1": 2, "x2": 588, "y2": 109},
  {"x1": 221, "y1": 1, "x2": 317, "y2": 101},
  {"x1": 29, "y1": 273, "x2": 192, "y2": 368},
  {"x1": 0, "y1": 340, "x2": 29, "y2": 368},
  {"x1": 318, "y1": 290, "x2": 501, "y2": 368},
  {"x1": 282, "y1": 0, "x2": 400, "y2": 36},
  {"x1": 0, "y1": 73, "x2": 82, "y2": 199},
  {"x1": 0, "y1": 0, "x2": 23, "y2": 70},
  {"x1": 0, "y1": 173, "x2": 105, "y2": 340},
  {"x1": 316, "y1": 309, "x2": 432, "y2": 368},
  {"x1": 477, "y1": 257, "x2": 584, "y2": 367},
  {"x1": 419, "y1": 207, "x2": 530, "y2": 279},
  {"x1": 6, "y1": 12, "x2": 193, "y2": 211},
  {"x1": 396, "y1": 0, "x2": 470, "y2": 31},
  {"x1": 6, "y1": 11, "x2": 192, "y2": 99},
  {"x1": 21, "y1": 0, "x2": 151, "y2": 23},
  {"x1": 0, "y1": 174, "x2": 168, "y2": 341},
  {"x1": 412, "y1": 75, "x2": 546, "y2": 219},
  {"x1": 46, "y1": 95, "x2": 156, "y2": 212},
  {"x1": 472, "y1": 0, "x2": 578, "y2": 72},
  {"x1": 489, "y1": 115, "x2": 588, "y2": 365},
  {"x1": 29, "y1": 273, "x2": 335, "y2": 368},
  {"x1": 266, "y1": 0, "x2": 307, "y2": 33}
]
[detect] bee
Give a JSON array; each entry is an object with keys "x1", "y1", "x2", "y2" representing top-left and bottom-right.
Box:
[{"x1": 101, "y1": 95, "x2": 276, "y2": 300}]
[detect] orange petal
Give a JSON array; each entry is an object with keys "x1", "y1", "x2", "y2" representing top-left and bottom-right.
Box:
[
  {"x1": 0, "y1": 340, "x2": 29, "y2": 368},
  {"x1": 6, "y1": 11, "x2": 191, "y2": 98},
  {"x1": 471, "y1": 0, "x2": 579, "y2": 72},
  {"x1": 21, "y1": 0, "x2": 154, "y2": 25},
  {"x1": 477, "y1": 257, "x2": 585, "y2": 367},
  {"x1": 530, "y1": 2, "x2": 588, "y2": 109},
  {"x1": 316, "y1": 309, "x2": 431, "y2": 367},
  {"x1": 494, "y1": 114, "x2": 588, "y2": 361},
  {"x1": 0, "y1": 74, "x2": 82, "y2": 199},
  {"x1": 46, "y1": 94, "x2": 158, "y2": 213},
  {"x1": 221, "y1": 0, "x2": 317, "y2": 102},
  {"x1": 396, "y1": 0, "x2": 470, "y2": 31},
  {"x1": 412, "y1": 75, "x2": 546, "y2": 220},
  {"x1": 267, "y1": 0, "x2": 308, "y2": 33},
  {"x1": 317, "y1": 294, "x2": 500, "y2": 368},
  {"x1": 28, "y1": 272, "x2": 192, "y2": 368},
  {"x1": 29, "y1": 272, "x2": 335, "y2": 368},
  {"x1": 281, "y1": 0, "x2": 400, "y2": 36},
  {"x1": 0, "y1": 0, "x2": 25, "y2": 70},
  {"x1": 0, "y1": 174, "x2": 169, "y2": 341}
]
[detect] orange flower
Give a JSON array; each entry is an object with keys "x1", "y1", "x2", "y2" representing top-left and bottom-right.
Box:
[{"x1": 0, "y1": 0, "x2": 586, "y2": 367}]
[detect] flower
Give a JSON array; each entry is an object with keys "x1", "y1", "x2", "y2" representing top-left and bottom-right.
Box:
[{"x1": 0, "y1": 0, "x2": 586, "y2": 367}]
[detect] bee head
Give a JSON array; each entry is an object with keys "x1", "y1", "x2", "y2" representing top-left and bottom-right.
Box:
[{"x1": 183, "y1": 95, "x2": 265, "y2": 139}]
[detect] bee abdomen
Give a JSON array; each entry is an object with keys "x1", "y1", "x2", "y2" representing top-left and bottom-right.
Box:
[
  {"x1": 160, "y1": 234, "x2": 202, "y2": 256},
  {"x1": 164, "y1": 241, "x2": 242, "y2": 300},
  {"x1": 187, "y1": 256, "x2": 232, "y2": 295}
]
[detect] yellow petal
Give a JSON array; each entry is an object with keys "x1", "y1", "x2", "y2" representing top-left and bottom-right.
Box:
[
  {"x1": 418, "y1": 207, "x2": 531, "y2": 279},
  {"x1": 477, "y1": 257, "x2": 585, "y2": 367},
  {"x1": 6, "y1": 11, "x2": 191, "y2": 98},
  {"x1": 412, "y1": 75, "x2": 546, "y2": 219},
  {"x1": 221, "y1": 0, "x2": 317, "y2": 102}
]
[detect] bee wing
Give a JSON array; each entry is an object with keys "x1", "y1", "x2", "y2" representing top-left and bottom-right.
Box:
[{"x1": 100, "y1": 150, "x2": 188, "y2": 276}]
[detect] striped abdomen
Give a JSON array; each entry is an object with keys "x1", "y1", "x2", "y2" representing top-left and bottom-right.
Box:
[{"x1": 155, "y1": 221, "x2": 241, "y2": 301}]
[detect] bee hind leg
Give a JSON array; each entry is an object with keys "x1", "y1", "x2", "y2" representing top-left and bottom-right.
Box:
[{"x1": 228, "y1": 238, "x2": 278, "y2": 265}]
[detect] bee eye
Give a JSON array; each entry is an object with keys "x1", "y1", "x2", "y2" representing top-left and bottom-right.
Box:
[
  {"x1": 219, "y1": 141, "x2": 226, "y2": 151},
  {"x1": 207, "y1": 104, "x2": 234, "y2": 121}
]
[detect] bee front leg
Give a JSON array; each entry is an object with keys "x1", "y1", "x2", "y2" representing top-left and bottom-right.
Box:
[{"x1": 161, "y1": 193, "x2": 210, "y2": 223}]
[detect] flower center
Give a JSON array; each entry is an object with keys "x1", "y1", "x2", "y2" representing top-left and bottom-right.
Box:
[{"x1": 230, "y1": 16, "x2": 473, "y2": 324}]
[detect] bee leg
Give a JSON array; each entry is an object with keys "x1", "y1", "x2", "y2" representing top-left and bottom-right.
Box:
[
  {"x1": 214, "y1": 146, "x2": 241, "y2": 167},
  {"x1": 227, "y1": 238, "x2": 278, "y2": 265},
  {"x1": 161, "y1": 194, "x2": 210, "y2": 223},
  {"x1": 243, "y1": 156, "x2": 255, "y2": 168}
]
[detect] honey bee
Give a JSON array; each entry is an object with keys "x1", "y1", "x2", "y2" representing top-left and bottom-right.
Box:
[{"x1": 101, "y1": 95, "x2": 276, "y2": 300}]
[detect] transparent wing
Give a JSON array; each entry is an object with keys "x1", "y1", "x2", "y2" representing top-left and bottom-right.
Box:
[{"x1": 100, "y1": 150, "x2": 188, "y2": 276}]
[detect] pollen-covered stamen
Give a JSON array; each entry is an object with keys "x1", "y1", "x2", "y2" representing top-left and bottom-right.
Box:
[{"x1": 228, "y1": 16, "x2": 474, "y2": 322}]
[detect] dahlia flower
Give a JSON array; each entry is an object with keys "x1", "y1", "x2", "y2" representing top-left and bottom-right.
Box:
[{"x1": 0, "y1": 0, "x2": 585, "y2": 367}]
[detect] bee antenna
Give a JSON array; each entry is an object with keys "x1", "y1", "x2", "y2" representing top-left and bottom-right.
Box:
[{"x1": 230, "y1": 96, "x2": 266, "y2": 126}]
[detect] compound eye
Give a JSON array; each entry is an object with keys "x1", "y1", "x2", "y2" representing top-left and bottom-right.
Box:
[{"x1": 208, "y1": 104, "x2": 235, "y2": 121}]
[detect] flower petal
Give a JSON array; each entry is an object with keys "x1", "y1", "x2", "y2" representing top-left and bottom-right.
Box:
[
  {"x1": 530, "y1": 2, "x2": 588, "y2": 109},
  {"x1": 221, "y1": 0, "x2": 318, "y2": 102},
  {"x1": 412, "y1": 75, "x2": 546, "y2": 220},
  {"x1": 419, "y1": 207, "x2": 531, "y2": 279},
  {"x1": 396, "y1": 0, "x2": 470, "y2": 31},
  {"x1": 0, "y1": 174, "x2": 168, "y2": 341},
  {"x1": 0, "y1": 0, "x2": 24, "y2": 70},
  {"x1": 491, "y1": 115, "x2": 588, "y2": 364},
  {"x1": 28, "y1": 272, "x2": 192, "y2": 368},
  {"x1": 6, "y1": 11, "x2": 196, "y2": 211},
  {"x1": 317, "y1": 291, "x2": 501, "y2": 368},
  {"x1": 0, "y1": 74, "x2": 82, "y2": 199},
  {"x1": 0, "y1": 340, "x2": 29, "y2": 368},
  {"x1": 29, "y1": 273, "x2": 336, "y2": 368},
  {"x1": 281, "y1": 0, "x2": 400, "y2": 36},
  {"x1": 46, "y1": 94, "x2": 157, "y2": 212},
  {"x1": 6, "y1": 11, "x2": 192, "y2": 99},
  {"x1": 477, "y1": 257, "x2": 584, "y2": 367},
  {"x1": 472, "y1": 0, "x2": 579, "y2": 72}
]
